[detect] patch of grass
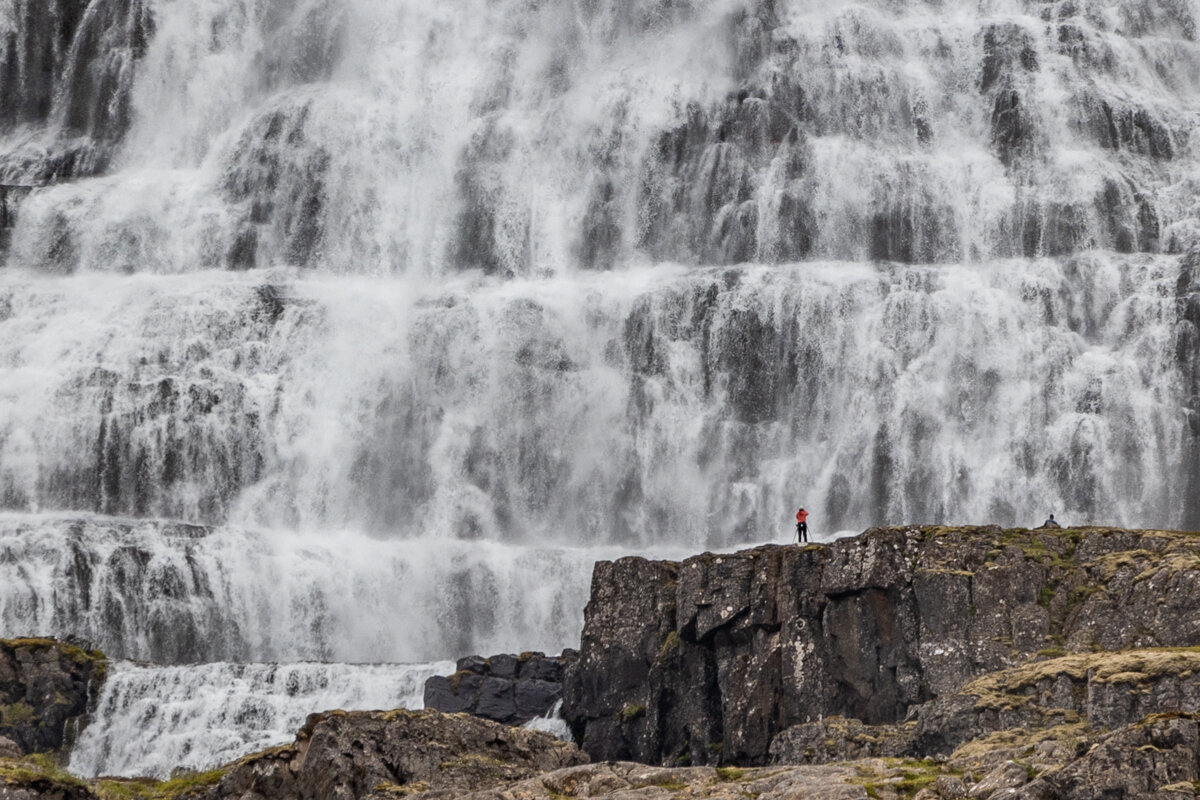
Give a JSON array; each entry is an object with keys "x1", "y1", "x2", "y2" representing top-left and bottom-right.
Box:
[
  {"x1": 658, "y1": 631, "x2": 681, "y2": 664},
  {"x1": 95, "y1": 768, "x2": 225, "y2": 799},
  {"x1": 618, "y1": 704, "x2": 646, "y2": 722},
  {"x1": 0, "y1": 754, "x2": 89, "y2": 791},
  {"x1": 965, "y1": 648, "x2": 1200, "y2": 711},
  {"x1": 716, "y1": 767, "x2": 745, "y2": 781},
  {"x1": 156, "y1": 769, "x2": 225, "y2": 796},
  {"x1": 372, "y1": 781, "x2": 430, "y2": 797},
  {"x1": 0, "y1": 702, "x2": 35, "y2": 726},
  {"x1": 1038, "y1": 586, "x2": 1055, "y2": 608},
  {"x1": 447, "y1": 670, "x2": 472, "y2": 692}
]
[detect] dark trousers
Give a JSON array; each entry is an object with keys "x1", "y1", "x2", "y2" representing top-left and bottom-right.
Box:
[{"x1": 797, "y1": 522, "x2": 807, "y2": 543}]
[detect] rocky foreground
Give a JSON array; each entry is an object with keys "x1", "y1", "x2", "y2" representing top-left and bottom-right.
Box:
[{"x1": 8, "y1": 526, "x2": 1200, "y2": 800}]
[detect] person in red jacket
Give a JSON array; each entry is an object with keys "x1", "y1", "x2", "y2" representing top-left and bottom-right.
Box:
[{"x1": 796, "y1": 508, "x2": 808, "y2": 543}]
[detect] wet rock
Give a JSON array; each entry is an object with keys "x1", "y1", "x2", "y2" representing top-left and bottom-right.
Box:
[
  {"x1": 424, "y1": 652, "x2": 576, "y2": 726},
  {"x1": 0, "y1": 638, "x2": 106, "y2": 755}
]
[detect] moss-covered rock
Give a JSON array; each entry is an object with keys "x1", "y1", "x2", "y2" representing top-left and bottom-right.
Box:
[{"x1": 0, "y1": 639, "x2": 106, "y2": 756}]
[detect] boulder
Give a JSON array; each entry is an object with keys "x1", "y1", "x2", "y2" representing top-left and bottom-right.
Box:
[
  {"x1": 203, "y1": 707, "x2": 586, "y2": 800},
  {"x1": 424, "y1": 651, "x2": 575, "y2": 726}
]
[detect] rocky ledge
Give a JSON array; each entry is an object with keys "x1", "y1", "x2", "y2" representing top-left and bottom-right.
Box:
[
  {"x1": 10, "y1": 525, "x2": 1200, "y2": 800},
  {"x1": 562, "y1": 525, "x2": 1200, "y2": 766},
  {"x1": 423, "y1": 651, "x2": 575, "y2": 726}
]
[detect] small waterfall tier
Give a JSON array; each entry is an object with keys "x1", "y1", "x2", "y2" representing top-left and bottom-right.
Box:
[{"x1": 68, "y1": 659, "x2": 453, "y2": 779}]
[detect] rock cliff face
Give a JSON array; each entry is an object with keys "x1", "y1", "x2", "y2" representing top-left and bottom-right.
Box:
[
  {"x1": 423, "y1": 651, "x2": 575, "y2": 726},
  {"x1": 563, "y1": 526, "x2": 1200, "y2": 766},
  {"x1": 0, "y1": 639, "x2": 105, "y2": 756}
]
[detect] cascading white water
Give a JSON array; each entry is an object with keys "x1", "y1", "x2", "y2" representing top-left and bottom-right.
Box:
[
  {"x1": 0, "y1": 255, "x2": 1187, "y2": 561},
  {"x1": 68, "y1": 659, "x2": 453, "y2": 779},
  {"x1": 2, "y1": 0, "x2": 1200, "y2": 777},
  {"x1": 0, "y1": 513, "x2": 701, "y2": 663}
]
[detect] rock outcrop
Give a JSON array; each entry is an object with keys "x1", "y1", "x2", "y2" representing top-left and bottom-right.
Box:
[
  {"x1": 423, "y1": 651, "x2": 575, "y2": 726},
  {"x1": 0, "y1": 639, "x2": 105, "y2": 756},
  {"x1": 198, "y1": 708, "x2": 585, "y2": 800},
  {"x1": 563, "y1": 526, "x2": 1200, "y2": 766},
  {"x1": 1013, "y1": 713, "x2": 1200, "y2": 800}
]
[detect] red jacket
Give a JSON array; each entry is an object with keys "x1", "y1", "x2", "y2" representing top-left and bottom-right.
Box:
[{"x1": 796, "y1": 510, "x2": 808, "y2": 523}]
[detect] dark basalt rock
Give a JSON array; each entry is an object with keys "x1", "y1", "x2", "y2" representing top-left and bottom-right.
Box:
[
  {"x1": 198, "y1": 708, "x2": 586, "y2": 800},
  {"x1": 564, "y1": 525, "x2": 1200, "y2": 767},
  {"x1": 0, "y1": 638, "x2": 105, "y2": 756},
  {"x1": 1178, "y1": 251, "x2": 1200, "y2": 531},
  {"x1": 423, "y1": 651, "x2": 577, "y2": 727}
]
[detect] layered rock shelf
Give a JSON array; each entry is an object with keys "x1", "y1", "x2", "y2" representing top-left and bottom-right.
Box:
[
  {"x1": 562, "y1": 525, "x2": 1200, "y2": 767},
  {"x1": 423, "y1": 651, "x2": 575, "y2": 726},
  {"x1": 8, "y1": 527, "x2": 1200, "y2": 800}
]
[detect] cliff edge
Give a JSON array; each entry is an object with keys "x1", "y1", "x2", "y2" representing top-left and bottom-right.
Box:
[{"x1": 563, "y1": 525, "x2": 1200, "y2": 767}]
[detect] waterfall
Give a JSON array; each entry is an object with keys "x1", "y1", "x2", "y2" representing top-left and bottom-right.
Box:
[
  {"x1": 1, "y1": 0, "x2": 1199, "y2": 776},
  {"x1": 68, "y1": 659, "x2": 453, "y2": 779},
  {"x1": 0, "y1": 514, "x2": 691, "y2": 663}
]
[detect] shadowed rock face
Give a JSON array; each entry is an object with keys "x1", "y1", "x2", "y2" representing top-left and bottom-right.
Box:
[
  {"x1": 423, "y1": 651, "x2": 576, "y2": 726},
  {"x1": 0, "y1": 638, "x2": 106, "y2": 756},
  {"x1": 563, "y1": 526, "x2": 1200, "y2": 766}
]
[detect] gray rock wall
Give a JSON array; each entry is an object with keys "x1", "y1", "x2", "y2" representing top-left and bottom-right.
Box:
[{"x1": 563, "y1": 526, "x2": 1200, "y2": 766}]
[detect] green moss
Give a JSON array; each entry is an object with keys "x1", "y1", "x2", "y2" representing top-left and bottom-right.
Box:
[
  {"x1": 658, "y1": 631, "x2": 681, "y2": 664},
  {"x1": 0, "y1": 701, "x2": 35, "y2": 726},
  {"x1": 965, "y1": 648, "x2": 1200, "y2": 712},
  {"x1": 447, "y1": 670, "x2": 472, "y2": 692},
  {"x1": 95, "y1": 768, "x2": 225, "y2": 800},
  {"x1": 716, "y1": 767, "x2": 745, "y2": 781},
  {"x1": 618, "y1": 704, "x2": 646, "y2": 722},
  {"x1": 1038, "y1": 586, "x2": 1055, "y2": 608},
  {"x1": 1036, "y1": 647, "x2": 1068, "y2": 659},
  {"x1": 156, "y1": 769, "x2": 225, "y2": 795},
  {"x1": 0, "y1": 754, "x2": 89, "y2": 791},
  {"x1": 847, "y1": 757, "x2": 945, "y2": 800},
  {"x1": 895, "y1": 770, "x2": 937, "y2": 795}
]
